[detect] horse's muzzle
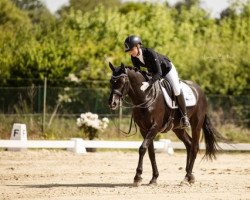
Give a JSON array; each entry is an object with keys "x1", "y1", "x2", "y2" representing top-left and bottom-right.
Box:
[
  {"x1": 109, "y1": 102, "x2": 118, "y2": 110},
  {"x1": 109, "y1": 95, "x2": 120, "y2": 110}
]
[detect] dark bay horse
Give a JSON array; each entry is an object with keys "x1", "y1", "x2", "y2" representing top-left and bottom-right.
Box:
[{"x1": 108, "y1": 62, "x2": 223, "y2": 186}]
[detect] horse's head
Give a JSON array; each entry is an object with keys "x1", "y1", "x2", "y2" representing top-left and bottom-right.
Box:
[{"x1": 108, "y1": 62, "x2": 130, "y2": 110}]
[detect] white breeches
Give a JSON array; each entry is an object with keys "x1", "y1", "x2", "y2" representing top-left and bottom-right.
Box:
[{"x1": 164, "y1": 63, "x2": 181, "y2": 96}]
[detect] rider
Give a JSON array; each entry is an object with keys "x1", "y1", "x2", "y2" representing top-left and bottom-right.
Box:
[{"x1": 124, "y1": 35, "x2": 190, "y2": 128}]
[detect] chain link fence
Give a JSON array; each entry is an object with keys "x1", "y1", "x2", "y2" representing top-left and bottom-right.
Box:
[{"x1": 0, "y1": 85, "x2": 249, "y2": 139}]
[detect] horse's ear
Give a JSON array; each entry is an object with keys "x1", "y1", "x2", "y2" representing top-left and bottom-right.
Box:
[
  {"x1": 120, "y1": 63, "x2": 125, "y2": 71},
  {"x1": 109, "y1": 62, "x2": 115, "y2": 72}
]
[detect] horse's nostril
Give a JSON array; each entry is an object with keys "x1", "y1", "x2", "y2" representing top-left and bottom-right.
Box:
[
  {"x1": 109, "y1": 101, "x2": 119, "y2": 110},
  {"x1": 109, "y1": 101, "x2": 116, "y2": 109},
  {"x1": 112, "y1": 102, "x2": 117, "y2": 108}
]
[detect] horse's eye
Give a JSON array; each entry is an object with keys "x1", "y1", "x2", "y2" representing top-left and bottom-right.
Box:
[{"x1": 110, "y1": 79, "x2": 117, "y2": 84}]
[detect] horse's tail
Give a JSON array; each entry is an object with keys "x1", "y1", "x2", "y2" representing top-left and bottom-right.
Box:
[{"x1": 202, "y1": 114, "x2": 225, "y2": 160}]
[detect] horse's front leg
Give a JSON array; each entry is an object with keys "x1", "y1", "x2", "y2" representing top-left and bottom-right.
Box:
[
  {"x1": 148, "y1": 141, "x2": 159, "y2": 185},
  {"x1": 133, "y1": 140, "x2": 147, "y2": 186},
  {"x1": 134, "y1": 125, "x2": 158, "y2": 186}
]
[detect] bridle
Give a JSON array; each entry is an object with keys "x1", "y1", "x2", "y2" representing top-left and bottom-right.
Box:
[
  {"x1": 111, "y1": 73, "x2": 129, "y2": 99},
  {"x1": 109, "y1": 67, "x2": 159, "y2": 136},
  {"x1": 110, "y1": 71, "x2": 137, "y2": 137},
  {"x1": 110, "y1": 71, "x2": 158, "y2": 109}
]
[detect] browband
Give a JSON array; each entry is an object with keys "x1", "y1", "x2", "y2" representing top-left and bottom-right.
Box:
[{"x1": 111, "y1": 73, "x2": 128, "y2": 80}]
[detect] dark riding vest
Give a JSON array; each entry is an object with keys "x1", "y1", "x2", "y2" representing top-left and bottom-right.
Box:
[{"x1": 131, "y1": 47, "x2": 172, "y2": 84}]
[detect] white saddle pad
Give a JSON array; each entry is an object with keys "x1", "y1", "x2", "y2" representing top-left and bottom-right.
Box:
[{"x1": 160, "y1": 80, "x2": 197, "y2": 109}]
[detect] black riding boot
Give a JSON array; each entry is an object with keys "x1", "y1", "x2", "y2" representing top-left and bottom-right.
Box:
[{"x1": 176, "y1": 90, "x2": 190, "y2": 128}]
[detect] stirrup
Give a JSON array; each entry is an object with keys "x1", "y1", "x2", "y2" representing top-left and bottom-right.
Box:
[{"x1": 180, "y1": 116, "x2": 190, "y2": 129}]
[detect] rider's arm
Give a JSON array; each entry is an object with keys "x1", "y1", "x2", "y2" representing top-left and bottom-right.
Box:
[
  {"x1": 148, "y1": 50, "x2": 162, "y2": 85},
  {"x1": 131, "y1": 56, "x2": 141, "y2": 70}
]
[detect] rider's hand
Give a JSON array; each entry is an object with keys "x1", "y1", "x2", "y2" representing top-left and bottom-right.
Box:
[{"x1": 140, "y1": 82, "x2": 149, "y2": 91}]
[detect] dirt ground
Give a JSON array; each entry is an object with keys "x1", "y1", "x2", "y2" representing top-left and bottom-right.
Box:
[{"x1": 0, "y1": 149, "x2": 249, "y2": 200}]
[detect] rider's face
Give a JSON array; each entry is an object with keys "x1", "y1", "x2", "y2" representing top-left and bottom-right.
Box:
[{"x1": 128, "y1": 46, "x2": 139, "y2": 57}]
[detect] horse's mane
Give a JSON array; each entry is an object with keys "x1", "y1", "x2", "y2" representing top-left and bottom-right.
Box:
[
  {"x1": 125, "y1": 66, "x2": 135, "y2": 71},
  {"x1": 125, "y1": 66, "x2": 151, "y2": 81}
]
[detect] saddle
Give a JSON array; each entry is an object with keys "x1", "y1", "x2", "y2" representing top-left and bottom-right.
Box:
[
  {"x1": 159, "y1": 79, "x2": 197, "y2": 109},
  {"x1": 139, "y1": 70, "x2": 197, "y2": 109}
]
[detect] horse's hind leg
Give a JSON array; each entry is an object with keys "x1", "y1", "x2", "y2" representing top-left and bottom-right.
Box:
[
  {"x1": 187, "y1": 122, "x2": 203, "y2": 183},
  {"x1": 173, "y1": 129, "x2": 193, "y2": 184}
]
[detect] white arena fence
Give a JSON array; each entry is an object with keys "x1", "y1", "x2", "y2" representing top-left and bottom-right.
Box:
[
  {"x1": 0, "y1": 139, "x2": 174, "y2": 154},
  {"x1": 0, "y1": 139, "x2": 250, "y2": 154},
  {"x1": 0, "y1": 123, "x2": 249, "y2": 154}
]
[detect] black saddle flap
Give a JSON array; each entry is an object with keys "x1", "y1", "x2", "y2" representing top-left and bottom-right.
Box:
[{"x1": 160, "y1": 79, "x2": 175, "y2": 101}]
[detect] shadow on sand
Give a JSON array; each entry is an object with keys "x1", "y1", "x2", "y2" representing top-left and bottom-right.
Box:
[{"x1": 8, "y1": 183, "x2": 135, "y2": 189}]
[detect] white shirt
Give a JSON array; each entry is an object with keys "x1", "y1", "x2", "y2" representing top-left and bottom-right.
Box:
[{"x1": 136, "y1": 48, "x2": 145, "y2": 64}]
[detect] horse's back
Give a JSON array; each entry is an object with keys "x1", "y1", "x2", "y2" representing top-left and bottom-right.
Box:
[
  {"x1": 182, "y1": 80, "x2": 205, "y2": 96},
  {"x1": 182, "y1": 80, "x2": 208, "y2": 112}
]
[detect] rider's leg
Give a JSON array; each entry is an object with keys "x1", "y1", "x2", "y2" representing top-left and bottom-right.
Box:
[
  {"x1": 165, "y1": 63, "x2": 190, "y2": 128},
  {"x1": 176, "y1": 90, "x2": 190, "y2": 128}
]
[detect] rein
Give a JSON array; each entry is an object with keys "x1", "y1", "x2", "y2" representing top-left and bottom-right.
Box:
[
  {"x1": 111, "y1": 72, "x2": 138, "y2": 136},
  {"x1": 110, "y1": 68, "x2": 158, "y2": 136},
  {"x1": 111, "y1": 112, "x2": 138, "y2": 137},
  {"x1": 111, "y1": 72, "x2": 158, "y2": 109},
  {"x1": 121, "y1": 83, "x2": 158, "y2": 109}
]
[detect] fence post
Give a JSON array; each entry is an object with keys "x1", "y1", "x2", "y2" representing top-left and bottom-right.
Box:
[
  {"x1": 118, "y1": 101, "x2": 123, "y2": 133},
  {"x1": 159, "y1": 139, "x2": 174, "y2": 155},
  {"x1": 68, "y1": 138, "x2": 87, "y2": 154},
  {"x1": 43, "y1": 77, "x2": 47, "y2": 134}
]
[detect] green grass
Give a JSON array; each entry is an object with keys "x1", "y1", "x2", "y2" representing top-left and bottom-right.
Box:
[{"x1": 0, "y1": 114, "x2": 249, "y2": 143}]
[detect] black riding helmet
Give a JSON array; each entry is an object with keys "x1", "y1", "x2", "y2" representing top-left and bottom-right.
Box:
[{"x1": 124, "y1": 35, "x2": 142, "y2": 52}]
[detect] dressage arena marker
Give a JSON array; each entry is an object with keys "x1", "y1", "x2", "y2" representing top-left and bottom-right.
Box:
[{"x1": 8, "y1": 123, "x2": 27, "y2": 151}]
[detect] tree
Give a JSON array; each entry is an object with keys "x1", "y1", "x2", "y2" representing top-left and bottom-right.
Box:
[
  {"x1": 174, "y1": 0, "x2": 200, "y2": 12},
  {"x1": 0, "y1": 0, "x2": 249, "y2": 94},
  {"x1": 0, "y1": 0, "x2": 32, "y2": 84},
  {"x1": 11, "y1": 0, "x2": 54, "y2": 24},
  {"x1": 59, "y1": 0, "x2": 121, "y2": 15}
]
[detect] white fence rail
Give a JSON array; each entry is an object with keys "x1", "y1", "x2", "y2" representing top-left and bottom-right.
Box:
[
  {"x1": 3, "y1": 123, "x2": 249, "y2": 154},
  {"x1": 0, "y1": 139, "x2": 250, "y2": 154},
  {"x1": 0, "y1": 139, "x2": 173, "y2": 154},
  {"x1": 172, "y1": 142, "x2": 250, "y2": 151}
]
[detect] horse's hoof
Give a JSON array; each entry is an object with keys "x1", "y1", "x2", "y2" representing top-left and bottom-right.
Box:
[
  {"x1": 149, "y1": 178, "x2": 157, "y2": 186},
  {"x1": 133, "y1": 181, "x2": 142, "y2": 187},
  {"x1": 180, "y1": 176, "x2": 190, "y2": 186},
  {"x1": 133, "y1": 178, "x2": 142, "y2": 187},
  {"x1": 180, "y1": 178, "x2": 190, "y2": 186},
  {"x1": 180, "y1": 174, "x2": 195, "y2": 186},
  {"x1": 188, "y1": 174, "x2": 195, "y2": 184},
  {"x1": 149, "y1": 179, "x2": 157, "y2": 186}
]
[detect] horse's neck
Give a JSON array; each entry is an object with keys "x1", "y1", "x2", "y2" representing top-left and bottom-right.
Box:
[{"x1": 127, "y1": 69, "x2": 147, "y2": 104}]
